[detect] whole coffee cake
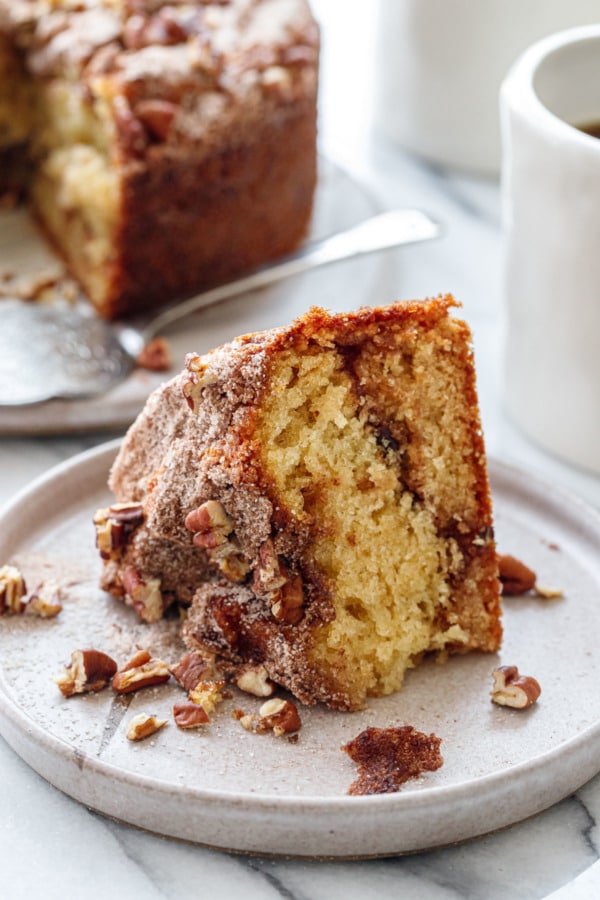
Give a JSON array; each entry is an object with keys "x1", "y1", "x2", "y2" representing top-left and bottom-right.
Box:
[{"x1": 0, "y1": 0, "x2": 319, "y2": 318}]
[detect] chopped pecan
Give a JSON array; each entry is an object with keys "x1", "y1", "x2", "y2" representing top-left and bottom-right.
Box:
[
  {"x1": 182, "y1": 353, "x2": 218, "y2": 413},
  {"x1": 257, "y1": 698, "x2": 302, "y2": 736},
  {"x1": 26, "y1": 580, "x2": 63, "y2": 618},
  {"x1": 252, "y1": 538, "x2": 288, "y2": 595},
  {"x1": 121, "y1": 567, "x2": 164, "y2": 623},
  {"x1": 185, "y1": 500, "x2": 233, "y2": 544},
  {"x1": 173, "y1": 701, "x2": 210, "y2": 729},
  {"x1": 135, "y1": 101, "x2": 178, "y2": 142},
  {"x1": 56, "y1": 649, "x2": 118, "y2": 697},
  {"x1": 234, "y1": 698, "x2": 301, "y2": 737},
  {"x1": 490, "y1": 665, "x2": 541, "y2": 709},
  {"x1": 170, "y1": 651, "x2": 216, "y2": 692},
  {"x1": 235, "y1": 665, "x2": 275, "y2": 698},
  {"x1": 0, "y1": 564, "x2": 27, "y2": 615},
  {"x1": 94, "y1": 503, "x2": 144, "y2": 561},
  {"x1": 112, "y1": 95, "x2": 147, "y2": 157},
  {"x1": 498, "y1": 554, "x2": 536, "y2": 595},
  {"x1": 208, "y1": 539, "x2": 251, "y2": 582},
  {"x1": 126, "y1": 713, "x2": 167, "y2": 742},
  {"x1": 112, "y1": 649, "x2": 171, "y2": 694},
  {"x1": 270, "y1": 574, "x2": 304, "y2": 625},
  {"x1": 185, "y1": 500, "x2": 250, "y2": 583},
  {"x1": 232, "y1": 708, "x2": 257, "y2": 732},
  {"x1": 252, "y1": 539, "x2": 304, "y2": 624}
]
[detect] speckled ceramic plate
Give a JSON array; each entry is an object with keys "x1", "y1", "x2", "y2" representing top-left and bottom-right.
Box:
[
  {"x1": 0, "y1": 158, "x2": 390, "y2": 436},
  {"x1": 1, "y1": 440, "x2": 600, "y2": 858}
]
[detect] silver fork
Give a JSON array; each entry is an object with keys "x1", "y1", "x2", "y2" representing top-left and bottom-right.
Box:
[{"x1": 0, "y1": 208, "x2": 441, "y2": 406}]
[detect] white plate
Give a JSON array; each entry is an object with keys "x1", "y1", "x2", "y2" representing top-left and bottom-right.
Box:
[
  {"x1": 0, "y1": 158, "x2": 389, "y2": 436},
  {"x1": 1, "y1": 440, "x2": 600, "y2": 858}
]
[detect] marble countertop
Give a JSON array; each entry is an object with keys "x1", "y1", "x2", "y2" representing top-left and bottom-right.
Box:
[{"x1": 2, "y1": 2, "x2": 600, "y2": 897}]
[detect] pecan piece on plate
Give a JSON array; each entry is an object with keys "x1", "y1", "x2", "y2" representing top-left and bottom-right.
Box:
[
  {"x1": 233, "y1": 697, "x2": 301, "y2": 737},
  {"x1": 26, "y1": 580, "x2": 63, "y2": 618},
  {"x1": 126, "y1": 713, "x2": 167, "y2": 742},
  {"x1": 0, "y1": 564, "x2": 27, "y2": 615},
  {"x1": 173, "y1": 701, "x2": 210, "y2": 729},
  {"x1": 55, "y1": 649, "x2": 118, "y2": 697},
  {"x1": 112, "y1": 649, "x2": 171, "y2": 694},
  {"x1": 498, "y1": 554, "x2": 536, "y2": 595},
  {"x1": 490, "y1": 665, "x2": 541, "y2": 709}
]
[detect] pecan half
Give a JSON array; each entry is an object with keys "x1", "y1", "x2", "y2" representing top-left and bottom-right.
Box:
[
  {"x1": 126, "y1": 713, "x2": 167, "y2": 742},
  {"x1": 112, "y1": 649, "x2": 171, "y2": 694},
  {"x1": 490, "y1": 665, "x2": 541, "y2": 709},
  {"x1": 0, "y1": 564, "x2": 27, "y2": 615},
  {"x1": 498, "y1": 554, "x2": 536, "y2": 595},
  {"x1": 56, "y1": 649, "x2": 118, "y2": 697}
]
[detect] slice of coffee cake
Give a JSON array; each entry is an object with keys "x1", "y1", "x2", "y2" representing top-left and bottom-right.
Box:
[{"x1": 99, "y1": 296, "x2": 501, "y2": 710}]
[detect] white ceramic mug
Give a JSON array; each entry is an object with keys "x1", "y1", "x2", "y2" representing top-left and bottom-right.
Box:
[
  {"x1": 501, "y1": 24, "x2": 600, "y2": 475},
  {"x1": 374, "y1": 0, "x2": 600, "y2": 175}
]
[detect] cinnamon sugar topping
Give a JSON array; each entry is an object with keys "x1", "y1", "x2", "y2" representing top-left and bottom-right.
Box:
[{"x1": 342, "y1": 725, "x2": 443, "y2": 795}]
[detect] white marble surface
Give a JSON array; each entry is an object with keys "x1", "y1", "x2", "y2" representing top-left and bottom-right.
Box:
[{"x1": 2, "y1": 1, "x2": 600, "y2": 897}]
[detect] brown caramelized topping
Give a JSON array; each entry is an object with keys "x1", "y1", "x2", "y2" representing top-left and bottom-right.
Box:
[{"x1": 342, "y1": 725, "x2": 443, "y2": 795}]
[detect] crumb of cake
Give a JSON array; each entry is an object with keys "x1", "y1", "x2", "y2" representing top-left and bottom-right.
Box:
[
  {"x1": 0, "y1": 270, "x2": 63, "y2": 302},
  {"x1": 55, "y1": 648, "x2": 117, "y2": 698},
  {"x1": 533, "y1": 583, "x2": 563, "y2": 600},
  {"x1": 25, "y1": 580, "x2": 63, "y2": 618},
  {"x1": 135, "y1": 337, "x2": 172, "y2": 373},
  {"x1": 342, "y1": 725, "x2": 443, "y2": 795},
  {"x1": 173, "y1": 701, "x2": 210, "y2": 729},
  {"x1": 112, "y1": 649, "x2": 171, "y2": 694},
  {"x1": 126, "y1": 713, "x2": 167, "y2": 742},
  {"x1": 188, "y1": 679, "x2": 227, "y2": 717},
  {"x1": 498, "y1": 554, "x2": 537, "y2": 595},
  {"x1": 490, "y1": 666, "x2": 541, "y2": 709},
  {"x1": 0, "y1": 564, "x2": 27, "y2": 614}
]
